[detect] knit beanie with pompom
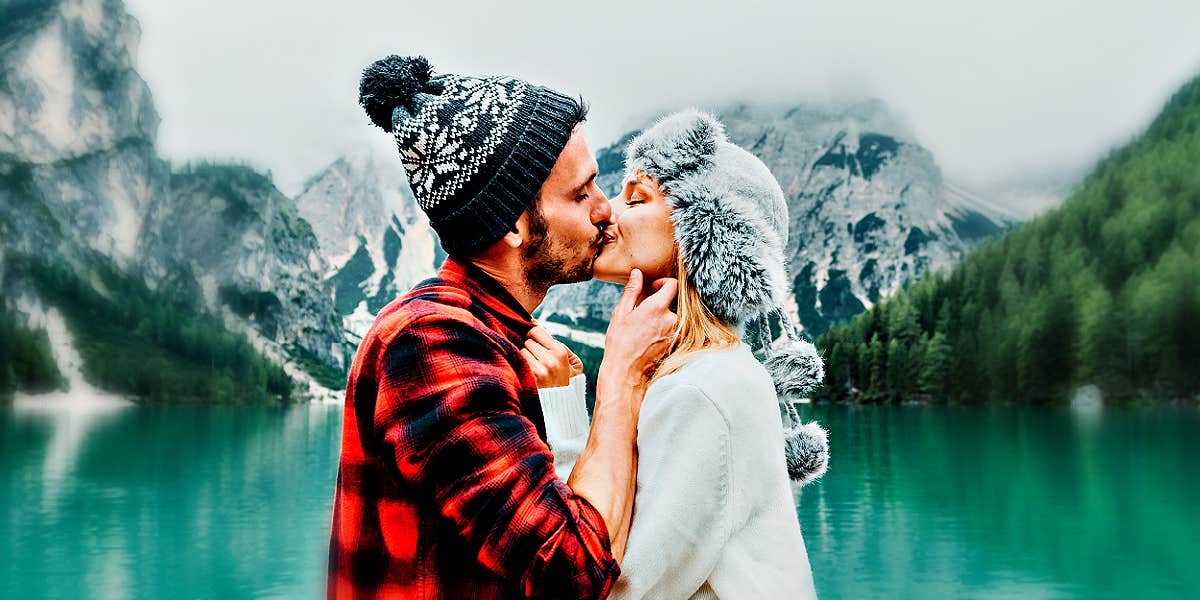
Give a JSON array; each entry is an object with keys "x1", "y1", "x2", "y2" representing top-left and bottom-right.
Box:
[{"x1": 358, "y1": 55, "x2": 582, "y2": 256}]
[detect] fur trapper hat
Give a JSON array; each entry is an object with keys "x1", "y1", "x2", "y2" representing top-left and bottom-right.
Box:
[{"x1": 624, "y1": 109, "x2": 829, "y2": 485}]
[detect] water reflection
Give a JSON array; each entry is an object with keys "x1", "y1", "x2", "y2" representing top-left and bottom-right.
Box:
[
  {"x1": 3, "y1": 400, "x2": 1197, "y2": 598},
  {"x1": 794, "y1": 404, "x2": 1200, "y2": 599},
  {"x1": 1, "y1": 402, "x2": 342, "y2": 598},
  {"x1": 9, "y1": 305, "x2": 137, "y2": 505}
]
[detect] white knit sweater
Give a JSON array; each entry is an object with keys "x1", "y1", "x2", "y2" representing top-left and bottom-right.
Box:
[{"x1": 538, "y1": 343, "x2": 818, "y2": 599}]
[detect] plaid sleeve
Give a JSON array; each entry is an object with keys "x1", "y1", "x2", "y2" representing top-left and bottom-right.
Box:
[{"x1": 376, "y1": 311, "x2": 620, "y2": 600}]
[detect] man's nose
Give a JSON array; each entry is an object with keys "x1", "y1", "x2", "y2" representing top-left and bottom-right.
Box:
[{"x1": 591, "y1": 188, "x2": 614, "y2": 228}]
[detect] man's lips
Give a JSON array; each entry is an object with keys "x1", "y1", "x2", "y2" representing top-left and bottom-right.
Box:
[{"x1": 590, "y1": 231, "x2": 613, "y2": 263}]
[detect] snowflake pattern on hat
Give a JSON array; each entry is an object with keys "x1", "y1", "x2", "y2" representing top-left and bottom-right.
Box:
[
  {"x1": 395, "y1": 75, "x2": 528, "y2": 212},
  {"x1": 360, "y1": 55, "x2": 579, "y2": 255}
]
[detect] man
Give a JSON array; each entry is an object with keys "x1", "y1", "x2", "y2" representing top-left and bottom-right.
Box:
[{"x1": 328, "y1": 55, "x2": 677, "y2": 599}]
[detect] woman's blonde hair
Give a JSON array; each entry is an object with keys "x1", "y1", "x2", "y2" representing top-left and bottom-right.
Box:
[{"x1": 649, "y1": 253, "x2": 741, "y2": 385}]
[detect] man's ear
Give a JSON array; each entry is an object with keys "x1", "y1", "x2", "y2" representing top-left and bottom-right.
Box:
[{"x1": 502, "y1": 212, "x2": 529, "y2": 249}]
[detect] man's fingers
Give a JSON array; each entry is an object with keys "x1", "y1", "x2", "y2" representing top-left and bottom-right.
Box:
[{"x1": 616, "y1": 268, "x2": 643, "y2": 314}]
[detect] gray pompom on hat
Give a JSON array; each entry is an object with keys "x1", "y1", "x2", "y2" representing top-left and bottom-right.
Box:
[
  {"x1": 623, "y1": 109, "x2": 829, "y2": 485},
  {"x1": 358, "y1": 55, "x2": 582, "y2": 256}
]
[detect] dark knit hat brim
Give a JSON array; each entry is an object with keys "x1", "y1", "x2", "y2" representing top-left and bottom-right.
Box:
[{"x1": 430, "y1": 88, "x2": 578, "y2": 256}]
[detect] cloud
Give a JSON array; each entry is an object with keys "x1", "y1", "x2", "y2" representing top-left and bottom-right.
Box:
[{"x1": 125, "y1": 0, "x2": 1200, "y2": 194}]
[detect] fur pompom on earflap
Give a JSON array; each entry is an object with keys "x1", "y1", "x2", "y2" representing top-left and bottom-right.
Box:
[
  {"x1": 764, "y1": 312, "x2": 829, "y2": 485},
  {"x1": 784, "y1": 421, "x2": 829, "y2": 485},
  {"x1": 359, "y1": 55, "x2": 434, "y2": 132},
  {"x1": 764, "y1": 337, "x2": 825, "y2": 399},
  {"x1": 625, "y1": 109, "x2": 726, "y2": 184}
]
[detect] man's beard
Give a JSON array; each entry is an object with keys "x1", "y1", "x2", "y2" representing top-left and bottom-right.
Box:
[{"x1": 523, "y1": 204, "x2": 598, "y2": 294}]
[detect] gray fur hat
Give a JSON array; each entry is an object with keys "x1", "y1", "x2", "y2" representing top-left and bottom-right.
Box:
[{"x1": 623, "y1": 109, "x2": 829, "y2": 485}]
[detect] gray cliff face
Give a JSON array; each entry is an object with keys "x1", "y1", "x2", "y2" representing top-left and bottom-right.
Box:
[
  {"x1": 0, "y1": 0, "x2": 163, "y2": 265},
  {"x1": 1, "y1": 0, "x2": 158, "y2": 162},
  {"x1": 137, "y1": 164, "x2": 347, "y2": 372},
  {"x1": 1, "y1": 0, "x2": 347, "y2": 398},
  {"x1": 294, "y1": 152, "x2": 436, "y2": 341},
  {"x1": 539, "y1": 100, "x2": 1016, "y2": 336}
]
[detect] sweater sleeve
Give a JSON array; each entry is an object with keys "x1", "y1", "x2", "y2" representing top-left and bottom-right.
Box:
[
  {"x1": 610, "y1": 383, "x2": 735, "y2": 600},
  {"x1": 538, "y1": 373, "x2": 590, "y2": 480}
]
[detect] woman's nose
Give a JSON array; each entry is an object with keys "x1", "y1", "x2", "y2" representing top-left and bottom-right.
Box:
[{"x1": 608, "y1": 195, "x2": 628, "y2": 221}]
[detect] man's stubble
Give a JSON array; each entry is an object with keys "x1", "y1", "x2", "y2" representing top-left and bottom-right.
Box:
[{"x1": 523, "y1": 198, "x2": 598, "y2": 296}]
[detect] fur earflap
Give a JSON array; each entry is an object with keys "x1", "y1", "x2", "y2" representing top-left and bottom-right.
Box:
[
  {"x1": 764, "y1": 337, "x2": 825, "y2": 398},
  {"x1": 670, "y1": 184, "x2": 782, "y2": 324},
  {"x1": 625, "y1": 109, "x2": 726, "y2": 183},
  {"x1": 784, "y1": 421, "x2": 829, "y2": 485}
]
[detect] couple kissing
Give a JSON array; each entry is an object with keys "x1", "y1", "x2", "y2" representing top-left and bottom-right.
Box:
[{"x1": 328, "y1": 55, "x2": 828, "y2": 600}]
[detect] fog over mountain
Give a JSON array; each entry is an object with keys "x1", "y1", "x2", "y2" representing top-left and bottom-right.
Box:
[{"x1": 124, "y1": 0, "x2": 1200, "y2": 205}]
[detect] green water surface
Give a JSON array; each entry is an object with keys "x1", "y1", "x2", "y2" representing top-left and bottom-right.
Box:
[{"x1": 2, "y1": 401, "x2": 1196, "y2": 598}]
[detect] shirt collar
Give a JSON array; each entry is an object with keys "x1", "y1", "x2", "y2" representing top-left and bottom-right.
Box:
[{"x1": 437, "y1": 257, "x2": 535, "y2": 340}]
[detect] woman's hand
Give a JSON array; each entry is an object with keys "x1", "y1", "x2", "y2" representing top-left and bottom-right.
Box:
[{"x1": 521, "y1": 325, "x2": 582, "y2": 388}]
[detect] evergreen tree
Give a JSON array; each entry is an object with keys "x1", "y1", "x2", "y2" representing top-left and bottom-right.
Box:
[
  {"x1": 813, "y1": 72, "x2": 1200, "y2": 404},
  {"x1": 868, "y1": 334, "x2": 886, "y2": 402},
  {"x1": 920, "y1": 331, "x2": 952, "y2": 399}
]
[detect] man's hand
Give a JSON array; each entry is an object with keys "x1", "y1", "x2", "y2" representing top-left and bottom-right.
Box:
[
  {"x1": 601, "y1": 268, "x2": 679, "y2": 392},
  {"x1": 567, "y1": 268, "x2": 678, "y2": 563},
  {"x1": 522, "y1": 326, "x2": 583, "y2": 388}
]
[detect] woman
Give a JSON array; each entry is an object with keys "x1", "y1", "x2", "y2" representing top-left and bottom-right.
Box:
[{"x1": 523, "y1": 110, "x2": 828, "y2": 599}]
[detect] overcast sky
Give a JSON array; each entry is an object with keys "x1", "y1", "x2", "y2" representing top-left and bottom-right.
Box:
[{"x1": 124, "y1": 0, "x2": 1200, "y2": 197}]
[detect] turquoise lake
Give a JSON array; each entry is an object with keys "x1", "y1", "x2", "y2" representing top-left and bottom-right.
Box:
[{"x1": 2, "y1": 400, "x2": 1197, "y2": 598}]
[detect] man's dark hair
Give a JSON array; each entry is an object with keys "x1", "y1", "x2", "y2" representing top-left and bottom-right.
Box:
[{"x1": 569, "y1": 94, "x2": 590, "y2": 127}]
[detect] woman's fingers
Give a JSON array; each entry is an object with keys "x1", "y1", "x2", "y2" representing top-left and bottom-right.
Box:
[
  {"x1": 520, "y1": 348, "x2": 546, "y2": 377},
  {"x1": 524, "y1": 338, "x2": 555, "y2": 364},
  {"x1": 528, "y1": 326, "x2": 568, "y2": 356}
]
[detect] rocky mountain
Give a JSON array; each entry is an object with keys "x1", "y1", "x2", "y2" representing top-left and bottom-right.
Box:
[
  {"x1": 538, "y1": 100, "x2": 1020, "y2": 336},
  {"x1": 294, "y1": 152, "x2": 436, "y2": 341},
  {"x1": 814, "y1": 71, "x2": 1200, "y2": 404},
  {"x1": 0, "y1": 0, "x2": 1036, "y2": 402},
  {"x1": 138, "y1": 163, "x2": 347, "y2": 374},
  {"x1": 1, "y1": 0, "x2": 345, "y2": 401},
  {"x1": 1, "y1": 0, "x2": 160, "y2": 264}
]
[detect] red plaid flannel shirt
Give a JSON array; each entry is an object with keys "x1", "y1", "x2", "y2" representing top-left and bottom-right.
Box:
[{"x1": 328, "y1": 257, "x2": 619, "y2": 599}]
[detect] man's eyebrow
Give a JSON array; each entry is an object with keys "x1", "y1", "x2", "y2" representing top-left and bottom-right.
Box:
[{"x1": 574, "y1": 171, "x2": 597, "y2": 195}]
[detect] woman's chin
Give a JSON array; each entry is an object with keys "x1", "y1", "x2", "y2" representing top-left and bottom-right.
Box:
[{"x1": 592, "y1": 255, "x2": 630, "y2": 285}]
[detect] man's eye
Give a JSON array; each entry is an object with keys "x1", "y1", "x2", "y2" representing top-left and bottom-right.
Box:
[{"x1": 626, "y1": 198, "x2": 644, "y2": 206}]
